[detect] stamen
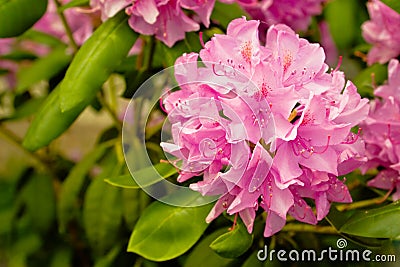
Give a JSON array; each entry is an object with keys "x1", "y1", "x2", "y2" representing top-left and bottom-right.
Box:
[
  {"x1": 159, "y1": 98, "x2": 167, "y2": 113},
  {"x1": 333, "y1": 56, "x2": 343, "y2": 72},
  {"x1": 199, "y1": 32, "x2": 205, "y2": 48},
  {"x1": 341, "y1": 128, "x2": 361, "y2": 144}
]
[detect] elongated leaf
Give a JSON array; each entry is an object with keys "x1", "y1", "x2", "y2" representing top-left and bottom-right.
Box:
[
  {"x1": 381, "y1": 0, "x2": 400, "y2": 14},
  {"x1": 184, "y1": 229, "x2": 236, "y2": 267},
  {"x1": 58, "y1": 0, "x2": 89, "y2": 12},
  {"x1": 20, "y1": 173, "x2": 55, "y2": 232},
  {"x1": 22, "y1": 84, "x2": 79, "y2": 151},
  {"x1": 57, "y1": 141, "x2": 112, "y2": 232},
  {"x1": 0, "y1": 0, "x2": 47, "y2": 37},
  {"x1": 104, "y1": 162, "x2": 177, "y2": 189},
  {"x1": 16, "y1": 46, "x2": 72, "y2": 93},
  {"x1": 127, "y1": 194, "x2": 213, "y2": 261},
  {"x1": 83, "y1": 177, "x2": 123, "y2": 256},
  {"x1": 210, "y1": 219, "x2": 253, "y2": 258},
  {"x1": 22, "y1": 12, "x2": 137, "y2": 151},
  {"x1": 8, "y1": 97, "x2": 45, "y2": 121},
  {"x1": 340, "y1": 201, "x2": 400, "y2": 238},
  {"x1": 59, "y1": 11, "x2": 137, "y2": 112}
]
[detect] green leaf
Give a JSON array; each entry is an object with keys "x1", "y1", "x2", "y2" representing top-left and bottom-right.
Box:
[
  {"x1": 353, "y1": 64, "x2": 388, "y2": 98},
  {"x1": 324, "y1": 0, "x2": 359, "y2": 49},
  {"x1": 22, "y1": 30, "x2": 66, "y2": 48},
  {"x1": 83, "y1": 177, "x2": 123, "y2": 256},
  {"x1": 59, "y1": 11, "x2": 137, "y2": 112},
  {"x1": 0, "y1": 0, "x2": 47, "y2": 37},
  {"x1": 184, "y1": 229, "x2": 237, "y2": 267},
  {"x1": 104, "y1": 162, "x2": 177, "y2": 189},
  {"x1": 7, "y1": 97, "x2": 45, "y2": 121},
  {"x1": 57, "y1": 141, "x2": 112, "y2": 232},
  {"x1": 94, "y1": 245, "x2": 121, "y2": 267},
  {"x1": 121, "y1": 189, "x2": 140, "y2": 229},
  {"x1": 127, "y1": 194, "x2": 213, "y2": 261},
  {"x1": 210, "y1": 219, "x2": 253, "y2": 258},
  {"x1": 58, "y1": 0, "x2": 89, "y2": 12},
  {"x1": 381, "y1": 0, "x2": 400, "y2": 14},
  {"x1": 339, "y1": 201, "x2": 400, "y2": 238},
  {"x1": 20, "y1": 173, "x2": 56, "y2": 232},
  {"x1": 22, "y1": 84, "x2": 77, "y2": 151},
  {"x1": 211, "y1": 1, "x2": 248, "y2": 29},
  {"x1": 23, "y1": 12, "x2": 137, "y2": 151},
  {"x1": 16, "y1": 46, "x2": 73, "y2": 93}
]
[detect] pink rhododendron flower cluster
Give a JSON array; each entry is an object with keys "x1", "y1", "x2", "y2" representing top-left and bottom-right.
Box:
[
  {"x1": 362, "y1": 0, "x2": 400, "y2": 65},
  {"x1": 221, "y1": 0, "x2": 327, "y2": 31},
  {"x1": 161, "y1": 18, "x2": 369, "y2": 236},
  {"x1": 360, "y1": 59, "x2": 400, "y2": 200},
  {"x1": 90, "y1": 0, "x2": 215, "y2": 47}
]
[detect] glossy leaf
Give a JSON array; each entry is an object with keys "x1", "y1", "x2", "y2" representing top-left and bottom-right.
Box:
[
  {"x1": 22, "y1": 84, "x2": 81, "y2": 151},
  {"x1": 127, "y1": 194, "x2": 213, "y2": 261},
  {"x1": 339, "y1": 201, "x2": 400, "y2": 238},
  {"x1": 22, "y1": 13, "x2": 138, "y2": 151},
  {"x1": 57, "y1": 141, "x2": 112, "y2": 232},
  {"x1": 104, "y1": 162, "x2": 177, "y2": 189},
  {"x1": 184, "y1": 229, "x2": 237, "y2": 267},
  {"x1": 381, "y1": 0, "x2": 400, "y2": 14},
  {"x1": 0, "y1": 0, "x2": 47, "y2": 37},
  {"x1": 16, "y1": 46, "x2": 73, "y2": 93},
  {"x1": 59, "y1": 11, "x2": 137, "y2": 112},
  {"x1": 210, "y1": 219, "x2": 253, "y2": 258}
]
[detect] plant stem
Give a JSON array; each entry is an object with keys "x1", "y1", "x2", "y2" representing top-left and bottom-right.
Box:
[
  {"x1": 54, "y1": 0, "x2": 79, "y2": 52},
  {"x1": 336, "y1": 194, "x2": 391, "y2": 212},
  {"x1": 0, "y1": 124, "x2": 56, "y2": 176},
  {"x1": 97, "y1": 92, "x2": 122, "y2": 131},
  {"x1": 282, "y1": 224, "x2": 338, "y2": 234}
]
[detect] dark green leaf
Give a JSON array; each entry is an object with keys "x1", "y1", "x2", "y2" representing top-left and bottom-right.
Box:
[
  {"x1": 0, "y1": 0, "x2": 47, "y2": 37},
  {"x1": 211, "y1": 1, "x2": 248, "y2": 29},
  {"x1": 20, "y1": 173, "x2": 55, "y2": 232},
  {"x1": 381, "y1": 0, "x2": 400, "y2": 14},
  {"x1": 324, "y1": 0, "x2": 358, "y2": 49},
  {"x1": 59, "y1": 11, "x2": 137, "y2": 112},
  {"x1": 104, "y1": 162, "x2": 177, "y2": 189},
  {"x1": 83, "y1": 175, "x2": 123, "y2": 256},
  {"x1": 127, "y1": 194, "x2": 213, "y2": 261},
  {"x1": 7, "y1": 97, "x2": 45, "y2": 121},
  {"x1": 184, "y1": 229, "x2": 237, "y2": 267},
  {"x1": 210, "y1": 219, "x2": 253, "y2": 258},
  {"x1": 340, "y1": 201, "x2": 400, "y2": 238},
  {"x1": 16, "y1": 46, "x2": 72, "y2": 93},
  {"x1": 57, "y1": 141, "x2": 112, "y2": 232},
  {"x1": 58, "y1": 0, "x2": 89, "y2": 12},
  {"x1": 353, "y1": 64, "x2": 388, "y2": 98}
]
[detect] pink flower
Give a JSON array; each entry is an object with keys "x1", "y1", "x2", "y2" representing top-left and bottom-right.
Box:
[
  {"x1": 360, "y1": 59, "x2": 400, "y2": 200},
  {"x1": 91, "y1": 0, "x2": 215, "y2": 47},
  {"x1": 223, "y1": 0, "x2": 327, "y2": 32},
  {"x1": 34, "y1": 0, "x2": 94, "y2": 46},
  {"x1": 362, "y1": 0, "x2": 400, "y2": 65},
  {"x1": 161, "y1": 18, "x2": 368, "y2": 236}
]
